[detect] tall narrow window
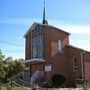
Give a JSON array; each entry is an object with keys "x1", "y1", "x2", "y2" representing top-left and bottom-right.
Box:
[
  {"x1": 31, "y1": 26, "x2": 44, "y2": 59},
  {"x1": 57, "y1": 40, "x2": 63, "y2": 53}
]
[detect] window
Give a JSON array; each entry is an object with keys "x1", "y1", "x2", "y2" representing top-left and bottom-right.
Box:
[
  {"x1": 57, "y1": 40, "x2": 63, "y2": 53},
  {"x1": 73, "y1": 57, "x2": 78, "y2": 71},
  {"x1": 45, "y1": 65, "x2": 51, "y2": 72},
  {"x1": 31, "y1": 26, "x2": 44, "y2": 59}
]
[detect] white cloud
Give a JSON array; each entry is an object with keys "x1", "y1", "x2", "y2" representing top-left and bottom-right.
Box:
[
  {"x1": 80, "y1": 46, "x2": 90, "y2": 51},
  {"x1": 71, "y1": 44, "x2": 90, "y2": 52},
  {"x1": 49, "y1": 19, "x2": 90, "y2": 34},
  {"x1": 0, "y1": 18, "x2": 41, "y2": 25},
  {"x1": 1, "y1": 18, "x2": 90, "y2": 35},
  {"x1": 61, "y1": 25, "x2": 90, "y2": 34}
]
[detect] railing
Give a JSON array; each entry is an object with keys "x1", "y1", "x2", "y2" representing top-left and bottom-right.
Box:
[
  {"x1": 2, "y1": 70, "x2": 47, "y2": 88},
  {"x1": 31, "y1": 70, "x2": 44, "y2": 85},
  {"x1": 10, "y1": 72, "x2": 23, "y2": 81}
]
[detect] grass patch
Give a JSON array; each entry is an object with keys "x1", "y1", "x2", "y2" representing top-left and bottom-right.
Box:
[{"x1": 1, "y1": 87, "x2": 31, "y2": 90}]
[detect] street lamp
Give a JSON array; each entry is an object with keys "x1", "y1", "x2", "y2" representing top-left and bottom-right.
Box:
[{"x1": 81, "y1": 51, "x2": 85, "y2": 80}]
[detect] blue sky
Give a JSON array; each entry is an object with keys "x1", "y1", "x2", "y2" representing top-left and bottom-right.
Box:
[{"x1": 0, "y1": 0, "x2": 90, "y2": 59}]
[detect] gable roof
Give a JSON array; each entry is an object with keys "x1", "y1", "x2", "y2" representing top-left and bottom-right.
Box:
[
  {"x1": 24, "y1": 22, "x2": 70, "y2": 38},
  {"x1": 24, "y1": 22, "x2": 37, "y2": 37},
  {"x1": 66, "y1": 45, "x2": 90, "y2": 53}
]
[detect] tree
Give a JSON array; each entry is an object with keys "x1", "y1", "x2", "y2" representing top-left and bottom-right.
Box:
[
  {"x1": 13, "y1": 59, "x2": 25, "y2": 75},
  {"x1": 4, "y1": 58, "x2": 25, "y2": 82},
  {"x1": 0, "y1": 49, "x2": 25, "y2": 83},
  {"x1": 0, "y1": 50, "x2": 5, "y2": 83},
  {"x1": 0, "y1": 50, "x2": 5, "y2": 60},
  {"x1": 0, "y1": 59, "x2": 5, "y2": 80}
]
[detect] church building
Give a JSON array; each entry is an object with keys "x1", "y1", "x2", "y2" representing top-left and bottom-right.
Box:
[{"x1": 24, "y1": 4, "x2": 90, "y2": 87}]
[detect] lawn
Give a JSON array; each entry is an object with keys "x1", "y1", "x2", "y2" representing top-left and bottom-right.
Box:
[
  {"x1": 1, "y1": 87, "x2": 31, "y2": 90},
  {"x1": 1, "y1": 87, "x2": 90, "y2": 90}
]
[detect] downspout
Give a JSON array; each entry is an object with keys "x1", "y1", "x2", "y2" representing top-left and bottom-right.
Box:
[{"x1": 81, "y1": 51, "x2": 85, "y2": 80}]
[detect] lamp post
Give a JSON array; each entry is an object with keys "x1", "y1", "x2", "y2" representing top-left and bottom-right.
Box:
[{"x1": 81, "y1": 51, "x2": 85, "y2": 80}]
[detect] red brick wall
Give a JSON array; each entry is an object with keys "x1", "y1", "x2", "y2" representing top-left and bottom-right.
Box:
[
  {"x1": 66, "y1": 46, "x2": 83, "y2": 80},
  {"x1": 44, "y1": 26, "x2": 52, "y2": 64},
  {"x1": 66, "y1": 46, "x2": 90, "y2": 81},
  {"x1": 51, "y1": 27, "x2": 69, "y2": 58},
  {"x1": 25, "y1": 24, "x2": 90, "y2": 87},
  {"x1": 25, "y1": 32, "x2": 31, "y2": 60},
  {"x1": 43, "y1": 25, "x2": 70, "y2": 84}
]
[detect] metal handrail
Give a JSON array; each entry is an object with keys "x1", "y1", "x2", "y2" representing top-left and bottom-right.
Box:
[{"x1": 19, "y1": 79, "x2": 31, "y2": 85}]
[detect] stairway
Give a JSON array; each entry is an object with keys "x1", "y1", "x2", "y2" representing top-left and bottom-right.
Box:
[
  {"x1": 10, "y1": 70, "x2": 31, "y2": 87},
  {"x1": 8, "y1": 70, "x2": 45, "y2": 87},
  {"x1": 31, "y1": 70, "x2": 44, "y2": 85}
]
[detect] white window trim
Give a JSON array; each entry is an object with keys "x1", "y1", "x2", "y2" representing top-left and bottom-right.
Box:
[{"x1": 57, "y1": 40, "x2": 63, "y2": 53}]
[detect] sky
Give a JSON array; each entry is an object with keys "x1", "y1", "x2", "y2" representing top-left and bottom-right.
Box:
[{"x1": 0, "y1": 0, "x2": 90, "y2": 59}]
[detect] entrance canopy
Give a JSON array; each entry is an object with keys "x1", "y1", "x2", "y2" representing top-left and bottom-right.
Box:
[{"x1": 24, "y1": 58, "x2": 45, "y2": 64}]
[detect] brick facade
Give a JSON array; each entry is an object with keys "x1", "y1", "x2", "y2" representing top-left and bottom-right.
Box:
[{"x1": 24, "y1": 22, "x2": 90, "y2": 87}]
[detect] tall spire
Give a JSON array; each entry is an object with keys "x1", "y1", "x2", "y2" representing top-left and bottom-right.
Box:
[{"x1": 42, "y1": 1, "x2": 48, "y2": 25}]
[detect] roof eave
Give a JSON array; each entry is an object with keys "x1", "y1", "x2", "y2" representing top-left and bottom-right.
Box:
[
  {"x1": 24, "y1": 22, "x2": 70, "y2": 38},
  {"x1": 66, "y1": 45, "x2": 90, "y2": 53},
  {"x1": 24, "y1": 22, "x2": 38, "y2": 38}
]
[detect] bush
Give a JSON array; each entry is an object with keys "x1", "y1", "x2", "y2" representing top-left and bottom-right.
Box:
[{"x1": 51, "y1": 74, "x2": 66, "y2": 88}]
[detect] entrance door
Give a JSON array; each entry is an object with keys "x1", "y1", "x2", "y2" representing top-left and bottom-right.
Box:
[{"x1": 31, "y1": 63, "x2": 44, "y2": 76}]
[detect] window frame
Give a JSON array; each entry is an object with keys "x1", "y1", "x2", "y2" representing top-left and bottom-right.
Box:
[
  {"x1": 57, "y1": 39, "x2": 63, "y2": 53},
  {"x1": 73, "y1": 57, "x2": 78, "y2": 71},
  {"x1": 31, "y1": 26, "x2": 44, "y2": 59}
]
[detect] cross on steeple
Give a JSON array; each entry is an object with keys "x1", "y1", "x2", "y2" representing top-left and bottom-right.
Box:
[{"x1": 42, "y1": 1, "x2": 48, "y2": 25}]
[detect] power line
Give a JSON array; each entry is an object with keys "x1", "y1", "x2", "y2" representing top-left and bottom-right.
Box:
[{"x1": 0, "y1": 40, "x2": 24, "y2": 47}]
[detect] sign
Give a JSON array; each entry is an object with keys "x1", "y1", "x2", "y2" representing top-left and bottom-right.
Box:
[{"x1": 45, "y1": 65, "x2": 51, "y2": 72}]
